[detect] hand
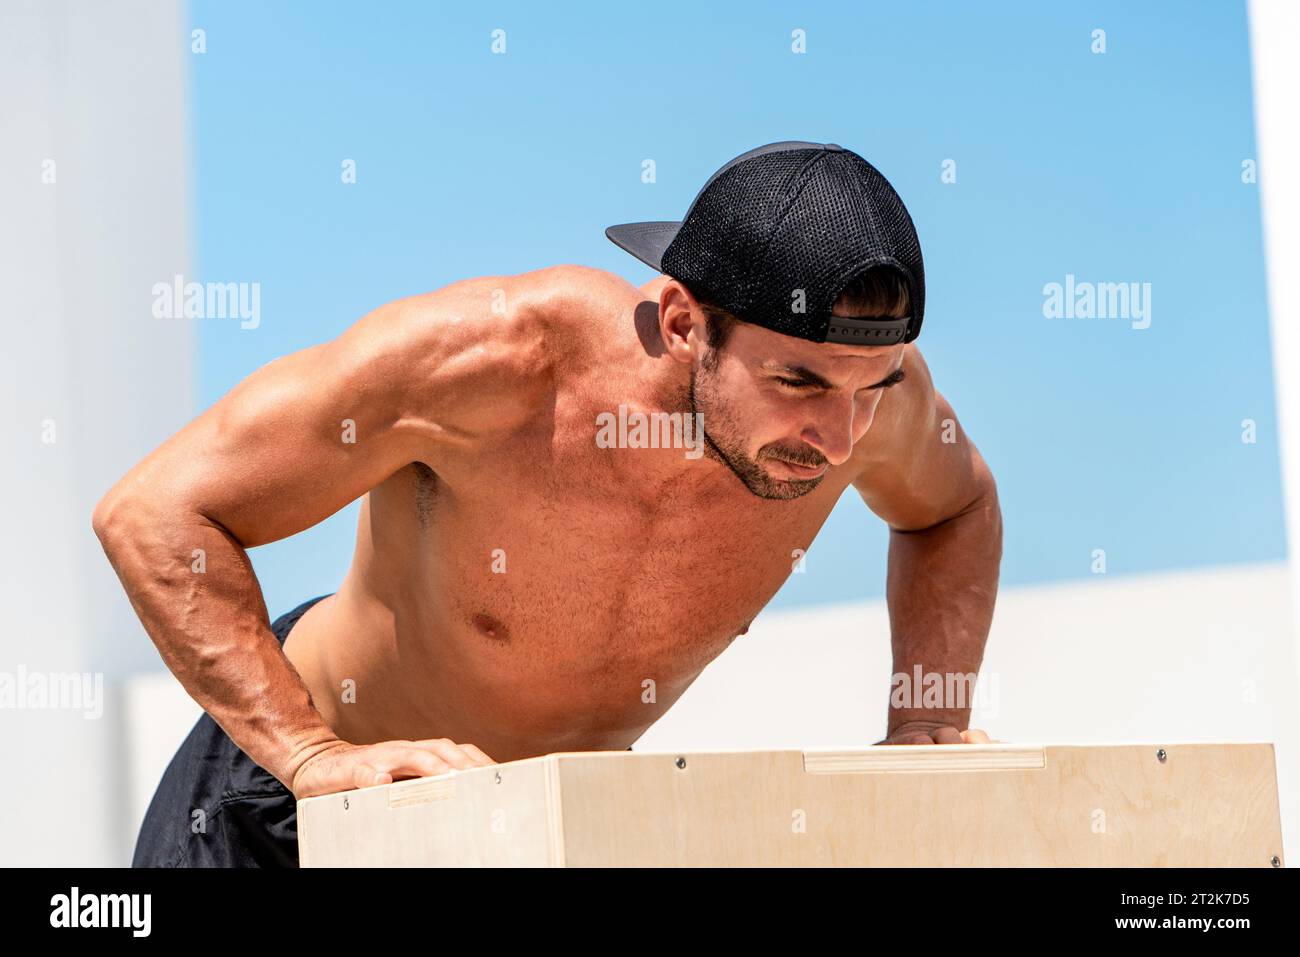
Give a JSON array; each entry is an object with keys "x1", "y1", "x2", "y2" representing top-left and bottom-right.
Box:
[
  {"x1": 874, "y1": 721, "x2": 995, "y2": 746},
  {"x1": 290, "y1": 738, "x2": 496, "y2": 799}
]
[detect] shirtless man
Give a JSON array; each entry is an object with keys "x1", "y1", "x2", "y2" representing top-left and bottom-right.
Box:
[{"x1": 96, "y1": 141, "x2": 1002, "y2": 867}]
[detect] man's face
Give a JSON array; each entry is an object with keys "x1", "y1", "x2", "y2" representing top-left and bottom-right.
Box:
[{"x1": 690, "y1": 319, "x2": 904, "y2": 501}]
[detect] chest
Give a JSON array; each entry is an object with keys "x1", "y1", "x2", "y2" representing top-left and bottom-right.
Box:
[
  {"x1": 445, "y1": 466, "x2": 828, "y2": 642},
  {"x1": 405, "y1": 415, "x2": 845, "y2": 678}
]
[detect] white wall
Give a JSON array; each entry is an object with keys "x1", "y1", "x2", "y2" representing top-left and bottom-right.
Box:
[{"x1": 0, "y1": 0, "x2": 192, "y2": 865}]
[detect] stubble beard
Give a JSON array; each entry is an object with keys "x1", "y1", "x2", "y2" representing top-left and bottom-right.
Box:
[{"x1": 687, "y1": 362, "x2": 825, "y2": 502}]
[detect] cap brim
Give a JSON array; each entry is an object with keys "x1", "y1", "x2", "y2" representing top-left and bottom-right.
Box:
[{"x1": 605, "y1": 221, "x2": 681, "y2": 272}]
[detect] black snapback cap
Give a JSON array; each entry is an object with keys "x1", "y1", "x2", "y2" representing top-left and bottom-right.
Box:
[{"x1": 606, "y1": 141, "x2": 925, "y2": 346}]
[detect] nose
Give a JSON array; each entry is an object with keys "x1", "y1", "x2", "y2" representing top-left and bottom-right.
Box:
[{"x1": 800, "y1": 393, "x2": 867, "y2": 466}]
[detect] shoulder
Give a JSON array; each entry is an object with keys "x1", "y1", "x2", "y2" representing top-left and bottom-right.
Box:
[
  {"x1": 324, "y1": 265, "x2": 635, "y2": 434},
  {"x1": 849, "y1": 343, "x2": 992, "y2": 530},
  {"x1": 517, "y1": 264, "x2": 644, "y2": 349},
  {"x1": 373, "y1": 264, "x2": 633, "y2": 355}
]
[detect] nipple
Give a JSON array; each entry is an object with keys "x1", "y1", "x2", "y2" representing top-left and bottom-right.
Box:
[{"x1": 472, "y1": 612, "x2": 510, "y2": 643}]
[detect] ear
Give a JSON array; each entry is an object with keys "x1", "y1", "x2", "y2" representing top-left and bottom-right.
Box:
[{"x1": 658, "y1": 280, "x2": 703, "y2": 366}]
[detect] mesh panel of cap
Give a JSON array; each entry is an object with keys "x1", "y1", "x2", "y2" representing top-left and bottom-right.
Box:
[{"x1": 660, "y1": 147, "x2": 925, "y2": 343}]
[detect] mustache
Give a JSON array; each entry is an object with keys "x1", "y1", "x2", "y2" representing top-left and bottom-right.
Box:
[{"x1": 760, "y1": 445, "x2": 827, "y2": 469}]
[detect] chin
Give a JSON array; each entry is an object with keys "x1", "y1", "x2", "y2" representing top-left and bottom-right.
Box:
[{"x1": 746, "y1": 471, "x2": 824, "y2": 502}]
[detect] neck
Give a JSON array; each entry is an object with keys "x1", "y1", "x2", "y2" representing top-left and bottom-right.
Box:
[{"x1": 607, "y1": 342, "x2": 722, "y2": 494}]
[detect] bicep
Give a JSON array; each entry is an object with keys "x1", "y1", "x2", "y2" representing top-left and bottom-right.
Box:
[{"x1": 850, "y1": 345, "x2": 993, "y2": 531}]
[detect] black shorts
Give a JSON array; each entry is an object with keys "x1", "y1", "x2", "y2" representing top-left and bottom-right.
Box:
[{"x1": 131, "y1": 595, "x2": 330, "y2": 868}]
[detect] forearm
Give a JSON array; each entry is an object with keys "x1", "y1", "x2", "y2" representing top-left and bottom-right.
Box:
[
  {"x1": 93, "y1": 493, "x2": 341, "y2": 787},
  {"x1": 884, "y1": 484, "x2": 1002, "y2": 735}
]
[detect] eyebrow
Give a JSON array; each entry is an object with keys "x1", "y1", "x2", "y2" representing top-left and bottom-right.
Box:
[{"x1": 767, "y1": 363, "x2": 906, "y2": 390}]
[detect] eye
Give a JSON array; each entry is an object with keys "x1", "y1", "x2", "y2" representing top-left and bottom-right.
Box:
[{"x1": 775, "y1": 377, "x2": 811, "y2": 389}]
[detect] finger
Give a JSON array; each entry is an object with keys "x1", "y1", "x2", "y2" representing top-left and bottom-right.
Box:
[
  {"x1": 374, "y1": 746, "x2": 453, "y2": 779},
  {"x1": 350, "y1": 761, "x2": 392, "y2": 790},
  {"x1": 457, "y1": 743, "x2": 496, "y2": 766},
  {"x1": 960, "y1": 728, "x2": 992, "y2": 744},
  {"x1": 420, "y1": 739, "x2": 495, "y2": 767},
  {"x1": 409, "y1": 738, "x2": 481, "y2": 771},
  {"x1": 887, "y1": 731, "x2": 938, "y2": 745},
  {"x1": 931, "y1": 726, "x2": 964, "y2": 744}
]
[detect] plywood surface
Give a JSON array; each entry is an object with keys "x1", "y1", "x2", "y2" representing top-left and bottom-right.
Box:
[{"x1": 297, "y1": 742, "x2": 1284, "y2": 867}]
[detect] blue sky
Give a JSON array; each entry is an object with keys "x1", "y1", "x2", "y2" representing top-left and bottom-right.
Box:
[{"x1": 190, "y1": 0, "x2": 1283, "y2": 615}]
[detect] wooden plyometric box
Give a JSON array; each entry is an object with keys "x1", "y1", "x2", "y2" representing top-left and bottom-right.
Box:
[{"x1": 296, "y1": 742, "x2": 1285, "y2": 867}]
